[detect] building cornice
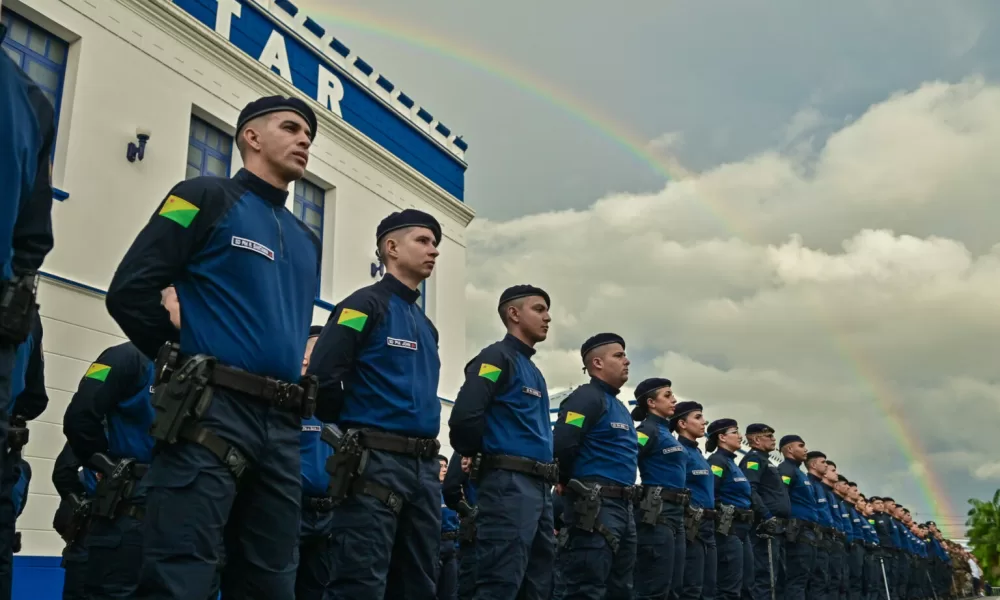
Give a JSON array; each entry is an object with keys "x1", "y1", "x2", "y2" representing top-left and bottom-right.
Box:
[{"x1": 114, "y1": 0, "x2": 475, "y2": 229}]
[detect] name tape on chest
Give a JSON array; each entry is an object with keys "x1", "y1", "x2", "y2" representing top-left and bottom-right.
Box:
[
  {"x1": 231, "y1": 236, "x2": 275, "y2": 260},
  {"x1": 663, "y1": 446, "x2": 684, "y2": 455},
  {"x1": 610, "y1": 422, "x2": 630, "y2": 431},
  {"x1": 521, "y1": 386, "x2": 542, "y2": 398},
  {"x1": 387, "y1": 337, "x2": 418, "y2": 351},
  {"x1": 734, "y1": 477, "x2": 748, "y2": 482},
  {"x1": 302, "y1": 425, "x2": 322, "y2": 432},
  {"x1": 692, "y1": 469, "x2": 710, "y2": 476}
]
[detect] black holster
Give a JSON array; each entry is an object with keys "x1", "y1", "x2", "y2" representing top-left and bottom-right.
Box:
[
  {"x1": 0, "y1": 273, "x2": 38, "y2": 346},
  {"x1": 320, "y1": 424, "x2": 367, "y2": 502},
  {"x1": 7, "y1": 415, "x2": 28, "y2": 451},
  {"x1": 637, "y1": 485, "x2": 664, "y2": 526},
  {"x1": 457, "y1": 500, "x2": 478, "y2": 544},
  {"x1": 90, "y1": 454, "x2": 142, "y2": 519},
  {"x1": 785, "y1": 518, "x2": 803, "y2": 543},
  {"x1": 149, "y1": 344, "x2": 216, "y2": 444},
  {"x1": 716, "y1": 504, "x2": 736, "y2": 536},
  {"x1": 468, "y1": 453, "x2": 482, "y2": 482},
  {"x1": 568, "y1": 479, "x2": 602, "y2": 533}
]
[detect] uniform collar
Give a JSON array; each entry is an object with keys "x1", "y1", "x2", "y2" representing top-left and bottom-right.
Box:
[
  {"x1": 647, "y1": 413, "x2": 670, "y2": 426},
  {"x1": 590, "y1": 376, "x2": 620, "y2": 396},
  {"x1": 678, "y1": 435, "x2": 700, "y2": 449},
  {"x1": 235, "y1": 168, "x2": 289, "y2": 206},
  {"x1": 786, "y1": 458, "x2": 803, "y2": 467},
  {"x1": 717, "y1": 448, "x2": 737, "y2": 460},
  {"x1": 378, "y1": 273, "x2": 421, "y2": 304},
  {"x1": 502, "y1": 333, "x2": 535, "y2": 358}
]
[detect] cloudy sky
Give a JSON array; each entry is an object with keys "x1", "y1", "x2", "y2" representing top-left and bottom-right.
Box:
[{"x1": 312, "y1": 0, "x2": 1000, "y2": 535}]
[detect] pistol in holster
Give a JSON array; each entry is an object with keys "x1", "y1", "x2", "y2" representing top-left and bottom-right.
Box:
[
  {"x1": 63, "y1": 493, "x2": 92, "y2": 543},
  {"x1": 638, "y1": 485, "x2": 664, "y2": 526},
  {"x1": 457, "y1": 500, "x2": 479, "y2": 544},
  {"x1": 0, "y1": 273, "x2": 38, "y2": 346},
  {"x1": 90, "y1": 453, "x2": 139, "y2": 519},
  {"x1": 468, "y1": 453, "x2": 483, "y2": 483},
  {"x1": 149, "y1": 343, "x2": 216, "y2": 444},
  {"x1": 7, "y1": 416, "x2": 28, "y2": 451},
  {"x1": 785, "y1": 518, "x2": 802, "y2": 543},
  {"x1": 684, "y1": 506, "x2": 705, "y2": 542},
  {"x1": 320, "y1": 424, "x2": 368, "y2": 502},
  {"x1": 568, "y1": 479, "x2": 602, "y2": 533}
]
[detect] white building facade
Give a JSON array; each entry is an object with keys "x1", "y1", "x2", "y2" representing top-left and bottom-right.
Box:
[{"x1": 1, "y1": 0, "x2": 474, "y2": 588}]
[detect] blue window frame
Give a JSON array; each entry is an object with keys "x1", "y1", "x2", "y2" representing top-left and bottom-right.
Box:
[
  {"x1": 293, "y1": 179, "x2": 324, "y2": 240},
  {"x1": 417, "y1": 280, "x2": 427, "y2": 312},
  {"x1": 1, "y1": 10, "x2": 69, "y2": 154},
  {"x1": 186, "y1": 117, "x2": 233, "y2": 179}
]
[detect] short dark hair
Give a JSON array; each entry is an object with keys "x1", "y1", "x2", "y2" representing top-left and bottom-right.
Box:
[{"x1": 437, "y1": 454, "x2": 449, "y2": 465}]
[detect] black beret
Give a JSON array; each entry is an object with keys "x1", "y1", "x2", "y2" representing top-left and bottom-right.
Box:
[
  {"x1": 309, "y1": 325, "x2": 324, "y2": 337},
  {"x1": 745, "y1": 423, "x2": 774, "y2": 436},
  {"x1": 707, "y1": 418, "x2": 738, "y2": 439},
  {"x1": 376, "y1": 209, "x2": 442, "y2": 246},
  {"x1": 927, "y1": 520, "x2": 937, "y2": 527},
  {"x1": 237, "y1": 95, "x2": 318, "y2": 141},
  {"x1": 805, "y1": 450, "x2": 827, "y2": 461},
  {"x1": 499, "y1": 285, "x2": 550, "y2": 309},
  {"x1": 634, "y1": 378, "x2": 672, "y2": 401},
  {"x1": 580, "y1": 333, "x2": 625, "y2": 361},
  {"x1": 779, "y1": 434, "x2": 803, "y2": 449},
  {"x1": 668, "y1": 401, "x2": 703, "y2": 432}
]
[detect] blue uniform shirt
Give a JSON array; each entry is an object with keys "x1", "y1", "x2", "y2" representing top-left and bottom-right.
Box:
[
  {"x1": 308, "y1": 273, "x2": 441, "y2": 438},
  {"x1": 889, "y1": 516, "x2": 904, "y2": 548},
  {"x1": 709, "y1": 448, "x2": 751, "y2": 510},
  {"x1": 779, "y1": 459, "x2": 819, "y2": 523},
  {"x1": 825, "y1": 486, "x2": 845, "y2": 534},
  {"x1": 300, "y1": 416, "x2": 333, "y2": 497},
  {"x1": 848, "y1": 503, "x2": 864, "y2": 543},
  {"x1": 107, "y1": 169, "x2": 321, "y2": 381},
  {"x1": 635, "y1": 414, "x2": 687, "y2": 489},
  {"x1": 449, "y1": 334, "x2": 552, "y2": 463},
  {"x1": 679, "y1": 436, "x2": 714, "y2": 510},
  {"x1": 862, "y1": 515, "x2": 878, "y2": 544},
  {"x1": 808, "y1": 474, "x2": 834, "y2": 528},
  {"x1": 553, "y1": 377, "x2": 638, "y2": 486}
]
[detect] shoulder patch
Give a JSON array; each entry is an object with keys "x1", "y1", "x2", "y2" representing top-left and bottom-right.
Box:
[
  {"x1": 711, "y1": 465, "x2": 724, "y2": 477},
  {"x1": 746, "y1": 461, "x2": 760, "y2": 471},
  {"x1": 637, "y1": 431, "x2": 649, "y2": 446},
  {"x1": 85, "y1": 363, "x2": 111, "y2": 382},
  {"x1": 478, "y1": 363, "x2": 501, "y2": 382},
  {"x1": 158, "y1": 195, "x2": 200, "y2": 228},
  {"x1": 565, "y1": 411, "x2": 585, "y2": 428},
  {"x1": 782, "y1": 475, "x2": 792, "y2": 485},
  {"x1": 337, "y1": 308, "x2": 368, "y2": 332}
]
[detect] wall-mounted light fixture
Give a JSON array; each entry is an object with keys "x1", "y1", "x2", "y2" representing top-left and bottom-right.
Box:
[{"x1": 126, "y1": 127, "x2": 152, "y2": 162}]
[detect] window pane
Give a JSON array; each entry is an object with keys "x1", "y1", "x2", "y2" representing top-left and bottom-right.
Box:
[
  {"x1": 205, "y1": 128, "x2": 218, "y2": 151},
  {"x1": 187, "y1": 145, "x2": 203, "y2": 169},
  {"x1": 305, "y1": 208, "x2": 322, "y2": 228},
  {"x1": 3, "y1": 46, "x2": 21, "y2": 65},
  {"x1": 191, "y1": 119, "x2": 205, "y2": 143},
  {"x1": 27, "y1": 31, "x2": 46, "y2": 55},
  {"x1": 26, "y1": 60, "x2": 58, "y2": 90},
  {"x1": 186, "y1": 165, "x2": 201, "y2": 180},
  {"x1": 47, "y1": 41, "x2": 65, "y2": 65},
  {"x1": 219, "y1": 137, "x2": 232, "y2": 156},
  {"x1": 8, "y1": 20, "x2": 29, "y2": 45},
  {"x1": 206, "y1": 155, "x2": 227, "y2": 177}
]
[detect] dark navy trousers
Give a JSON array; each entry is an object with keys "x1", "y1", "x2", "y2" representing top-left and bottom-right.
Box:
[
  {"x1": 828, "y1": 540, "x2": 846, "y2": 600},
  {"x1": 634, "y1": 510, "x2": 684, "y2": 600},
  {"x1": 0, "y1": 448, "x2": 23, "y2": 600},
  {"x1": 558, "y1": 493, "x2": 637, "y2": 600},
  {"x1": 325, "y1": 448, "x2": 441, "y2": 599},
  {"x1": 473, "y1": 470, "x2": 554, "y2": 600},
  {"x1": 679, "y1": 519, "x2": 716, "y2": 600},
  {"x1": 438, "y1": 542, "x2": 458, "y2": 600},
  {"x1": 136, "y1": 390, "x2": 302, "y2": 599},
  {"x1": 0, "y1": 347, "x2": 12, "y2": 599},
  {"x1": 457, "y1": 541, "x2": 476, "y2": 600},
  {"x1": 85, "y1": 514, "x2": 145, "y2": 598},
  {"x1": 848, "y1": 543, "x2": 864, "y2": 600},
  {"x1": 747, "y1": 531, "x2": 783, "y2": 600},
  {"x1": 61, "y1": 539, "x2": 89, "y2": 600},
  {"x1": 781, "y1": 530, "x2": 816, "y2": 600},
  {"x1": 295, "y1": 504, "x2": 335, "y2": 599},
  {"x1": 809, "y1": 543, "x2": 830, "y2": 599},
  {"x1": 713, "y1": 522, "x2": 749, "y2": 600}
]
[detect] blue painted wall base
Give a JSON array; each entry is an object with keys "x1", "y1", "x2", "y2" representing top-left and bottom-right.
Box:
[{"x1": 13, "y1": 556, "x2": 64, "y2": 599}]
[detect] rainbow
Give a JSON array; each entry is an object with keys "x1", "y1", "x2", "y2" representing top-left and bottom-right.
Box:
[{"x1": 298, "y1": 1, "x2": 962, "y2": 536}]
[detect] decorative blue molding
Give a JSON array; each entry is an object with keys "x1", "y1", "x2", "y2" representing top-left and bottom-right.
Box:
[{"x1": 52, "y1": 188, "x2": 69, "y2": 202}]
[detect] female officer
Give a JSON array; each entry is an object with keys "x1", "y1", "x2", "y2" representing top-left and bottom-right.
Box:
[
  {"x1": 671, "y1": 401, "x2": 716, "y2": 600},
  {"x1": 631, "y1": 378, "x2": 689, "y2": 600},
  {"x1": 706, "y1": 418, "x2": 753, "y2": 600}
]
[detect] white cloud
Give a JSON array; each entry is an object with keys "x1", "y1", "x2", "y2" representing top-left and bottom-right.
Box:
[{"x1": 462, "y1": 77, "x2": 1000, "y2": 535}]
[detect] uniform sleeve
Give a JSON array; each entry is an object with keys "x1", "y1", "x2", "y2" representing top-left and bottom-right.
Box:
[
  {"x1": 105, "y1": 178, "x2": 230, "y2": 359},
  {"x1": 739, "y1": 452, "x2": 773, "y2": 521},
  {"x1": 12, "y1": 313, "x2": 47, "y2": 420},
  {"x1": 636, "y1": 420, "x2": 659, "y2": 460},
  {"x1": 63, "y1": 344, "x2": 146, "y2": 466},
  {"x1": 553, "y1": 386, "x2": 605, "y2": 485},
  {"x1": 51, "y1": 442, "x2": 84, "y2": 499},
  {"x1": 10, "y1": 82, "x2": 55, "y2": 275},
  {"x1": 442, "y1": 451, "x2": 467, "y2": 510},
  {"x1": 307, "y1": 289, "x2": 382, "y2": 423},
  {"x1": 448, "y1": 344, "x2": 511, "y2": 456},
  {"x1": 0, "y1": 55, "x2": 40, "y2": 270},
  {"x1": 709, "y1": 453, "x2": 726, "y2": 498}
]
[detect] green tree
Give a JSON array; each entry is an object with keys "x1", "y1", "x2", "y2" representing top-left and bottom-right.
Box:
[{"x1": 967, "y1": 489, "x2": 1000, "y2": 585}]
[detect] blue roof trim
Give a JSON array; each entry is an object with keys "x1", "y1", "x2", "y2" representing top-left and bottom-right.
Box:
[
  {"x1": 454, "y1": 137, "x2": 468, "y2": 152},
  {"x1": 435, "y1": 123, "x2": 451, "y2": 137},
  {"x1": 397, "y1": 93, "x2": 415, "y2": 109},
  {"x1": 375, "y1": 75, "x2": 394, "y2": 93},
  {"x1": 273, "y1": 0, "x2": 298, "y2": 17},
  {"x1": 417, "y1": 108, "x2": 433, "y2": 123},
  {"x1": 53, "y1": 187, "x2": 69, "y2": 202},
  {"x1": 330, "y1": 37, "x2": 350, "y2": 58},
  {"x1": 303, "y1": 17, "x2": 324, "y2": 39},
  {"x1": 314, "y1": 298, "x2": 335, "y2": 312},
  {"x1": 440, "y1": 397, "x2": 454, "y2": 405},
  {"x1": 353, "y1": 57, "x2": 374, "y2": 76}
]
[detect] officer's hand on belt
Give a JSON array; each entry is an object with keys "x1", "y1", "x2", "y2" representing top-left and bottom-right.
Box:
[
  {"x1": 460, "y1": 456, "x2": 472, "y2": 473},
  {"x1": 161, "y1": 286, "x2": 181, "y2": 329},
  {"x1": 760, "y1": 517, "x2": 783, "y2": 536}
]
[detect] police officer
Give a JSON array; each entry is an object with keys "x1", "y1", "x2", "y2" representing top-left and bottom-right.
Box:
[
  {"x1": 856, "y1": 496, "x2": 879, "y2": 600},
  {"x1": 671, "y1": 401, "x2": 716, "y2": 600},
  {"x1": 296, "y1": 325, "x2": 336, "y2": 599},
  {"x1": 552, "y1": 333, "x2": 638, "y2": 599},
  {"x1": 62, "y1": 341, "x2": 155, "y2": 596},
  {"x1": 738, "y1": 423, "x2": 788, "y2": 600},
  {"x1": 881, "y1": 498, "x2": 906, "y2": 599},
  {"x1": 442, "y1": 452, "x2": 478, "y2": 600},
  {"x1": 0, "y1": 311, "x2": 45, "y2": 599},
  {"x1": 871, "y1": 497, "x2": 895, "y2": 599},
  {"x1": 777, "y1": 435, "x2": 819, "y2": 600},
  {"x1": 844, "y1": 481, "x2": 867, "y2": 600},
  {"x1": 804, "y1": 450, "x2": 834, "y2": 599},
  {"x1": 51, "y1": 442, "x2": 93, "y2": 600},
  {"x1": 438, "y1": 455, "x2": 460, "y2": 600},
  {"x1": 307, "y1": 208, "x2": 442, "y2": 599},
  {"x1": 630, "y1": 377, "x2": 687, "y2": 600},
  {"x1": 106, "y1": 95, "x2": 321, "y2": 599},
  {"x1": 448, "y1": 284, "x2": 556, "y2": 599},
  {"x1": 821, "y1": 459, "x2": 847, "y2": 600},
  {"x1": 706, "y1": 418, "x2": 753, "y2": 600}
]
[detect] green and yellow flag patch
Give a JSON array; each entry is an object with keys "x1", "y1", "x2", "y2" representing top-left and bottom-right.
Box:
[
  {"x1": 637, "y1": 432, "x2": 649, "y2": 447},
  {"x1": 711, "y1": 465, "x2": 724, "y2": 477},
  {"x1": 868, "y1": 519, "x2": 875, "y2": 525},
  {"x1": 478, "y1": 363, "x2": 501, "y2": 383},
  {"x1": 565, "y1": 411, "x2": 585, "y2": 428},
  {"x1": 337, "y1": 308, "x2": 368, "y2": 332},
  {"x1": 85, "y1": 363, "x2": 111, "y2": 382},
  {"x1": 781, "y1": 475, "x2": 792, "y2": 485},
  {"x1": 158, "y1": 195, "x2": 199, "y2": 228},
  {"x1": 746, "y1": 461, "x2": 760, "y2": 471}
]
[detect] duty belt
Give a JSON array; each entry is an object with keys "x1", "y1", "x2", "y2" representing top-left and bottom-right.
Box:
[
  {"x1": 481, "y1": 454, "x2": 559, "y2": 483},
  {"x1": 209, "y1": 363, "x2": 313, "y2": 416},
  {"x1": 596, "y1": 484, "x2": 639, "y2": 501},
  {"x1": 701, "y1": 509, "x2": 718, "y2": 521},
  {"x1": 442, "y1": 531, "x2": 460, "y2": 541},
  {"x1": 734, "y1": 508, "x2": 754, "y2": 523},
  {"x1": 358, "y1": 430, "x2": 440, "y2": 458},
  {"x1": 660, "y1": 488, "x2": 690, "y2": 506},
  {"x1": 305, "y1": 496, "x2": 336, "y2": 512}
]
